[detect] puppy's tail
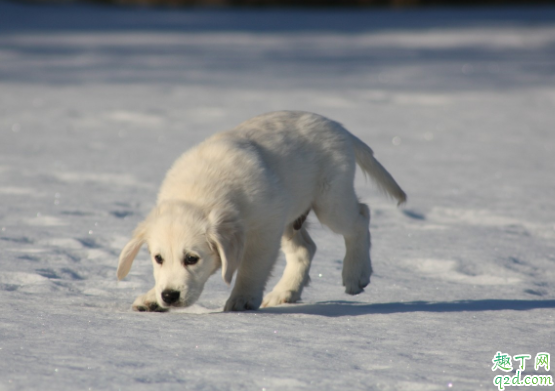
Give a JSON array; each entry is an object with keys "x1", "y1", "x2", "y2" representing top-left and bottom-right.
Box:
[{"x1": 351, "y1": 134, "x2": 407, "y2": 205}]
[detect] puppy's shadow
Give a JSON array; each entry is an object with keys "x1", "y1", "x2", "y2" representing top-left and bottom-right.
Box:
[{"x1": 258, "y1": 299, "x2": 555, "y2": 317}]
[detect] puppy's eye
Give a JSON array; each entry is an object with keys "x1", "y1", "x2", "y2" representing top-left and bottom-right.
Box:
[
  {"x1": 184, "y1": 254, "x2": 199, "y2": 266},
  {"x1": 154, "y1": 254, "x2": 164, "y2": 265}
]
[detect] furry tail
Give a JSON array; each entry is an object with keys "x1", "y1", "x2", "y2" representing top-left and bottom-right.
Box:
[{"x1": 351, "y1": 134, "x2": 407, "y2": 205}]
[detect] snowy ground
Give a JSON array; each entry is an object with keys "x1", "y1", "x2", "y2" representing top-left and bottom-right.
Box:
[{"x1": 1, "y1": 2, "x2": 555, "y2": 390}]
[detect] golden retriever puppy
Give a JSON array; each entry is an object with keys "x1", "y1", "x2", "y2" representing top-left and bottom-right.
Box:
[{"x1": 117, "y1": 111, "x2": 405, "y2": 312}]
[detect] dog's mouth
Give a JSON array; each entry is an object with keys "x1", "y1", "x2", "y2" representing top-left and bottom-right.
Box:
[
  {"x1": 159, "y1": 298, "x2": 187, "y2": 308},
  {"x1": 160, "y1": 301, "x2": 182, "y2": 308}
]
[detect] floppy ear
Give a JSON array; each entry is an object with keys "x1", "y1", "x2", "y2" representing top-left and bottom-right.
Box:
[
  {"x1": 207, "y1": 208, "x2": 245, "y2": 285},
  {"x1": 117, "y1": 220, "x2": 149, "y2": 280}
]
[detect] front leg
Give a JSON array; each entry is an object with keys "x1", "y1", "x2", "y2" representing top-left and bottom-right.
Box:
[
  {"x1": 262, "y1": 226, "x2": 316, "y2": 308},
  {"x1": 132, "y1": 287, "x2": 168, "y2": 312},
  {"x1": 224, "y1": 231, "x2": 282, "y2": 312}
]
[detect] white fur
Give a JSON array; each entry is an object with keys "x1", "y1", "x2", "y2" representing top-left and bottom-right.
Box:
[{"x1": 117, "y1": 111, "x2": 406, "y2": 312}]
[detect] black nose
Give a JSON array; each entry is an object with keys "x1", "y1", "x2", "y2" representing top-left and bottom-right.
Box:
[{"x1": 161, "y1": 289, "x2": 180, "y2": 305}]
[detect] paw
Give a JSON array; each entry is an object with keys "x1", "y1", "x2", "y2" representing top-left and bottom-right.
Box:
[
  {"x1": 343, "y1": 264, "x2": 372, "y2": 296},
  {"x1": 132, "y1": 293, "x2": 168, "y2": 312},
  {"x1": 132, "y1": 301, "x2": 168, "y2": 312},
  {"x1": 224, "y1": 294, "x2": 261, "y2": 312},
  {"x1": 261, "y1": 289, "x2": 301, "y2": 308},
  {"x1": 344, "y1": 280, "x2": 367, "y2": 295}
]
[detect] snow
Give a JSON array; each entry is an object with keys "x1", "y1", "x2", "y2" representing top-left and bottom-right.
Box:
[{"x1": 1, "y1": 2, "x2": 555, "y2": 390}]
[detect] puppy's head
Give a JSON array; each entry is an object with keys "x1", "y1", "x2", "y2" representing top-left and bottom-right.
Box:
[{"x1": 117, "y1": 201, "x2": 244, "y2": 309}]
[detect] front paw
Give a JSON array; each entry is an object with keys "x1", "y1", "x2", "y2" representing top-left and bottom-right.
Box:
[
  {"x1": 224, "y1": 294, "x2": 261, "y2": 312},
  {"x1": 261, "y1": 289, "x2": 300, "y2": 308},
  {"x1": 132, "y1": 293, "x2": 168, "y2": 312}
]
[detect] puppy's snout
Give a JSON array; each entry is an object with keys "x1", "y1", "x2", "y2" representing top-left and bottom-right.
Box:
[{"x1": 161, "y1": 289, "x2": 180, "y2": 305}]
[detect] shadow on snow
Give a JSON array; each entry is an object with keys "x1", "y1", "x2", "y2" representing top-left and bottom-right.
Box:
[{"x1": 258, "y1": 299, "x2": 555, "y2": 317}]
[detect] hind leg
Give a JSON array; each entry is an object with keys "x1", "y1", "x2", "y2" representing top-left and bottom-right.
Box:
[
  {"x1": 314, "y1": 186, "x2": 372, "y2": 295},
  {"x1": 261, "y1": 225, "x2": 316, "y2": 308}
]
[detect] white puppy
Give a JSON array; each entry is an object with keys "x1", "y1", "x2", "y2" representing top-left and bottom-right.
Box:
[{"x1": 117, "y1": 111, "x2": 405, "y2": 312}]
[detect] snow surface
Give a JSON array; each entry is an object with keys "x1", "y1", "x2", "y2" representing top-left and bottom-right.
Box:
[{"x1": 1, "y1": 2, "x2": 555, "y2": 390}]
